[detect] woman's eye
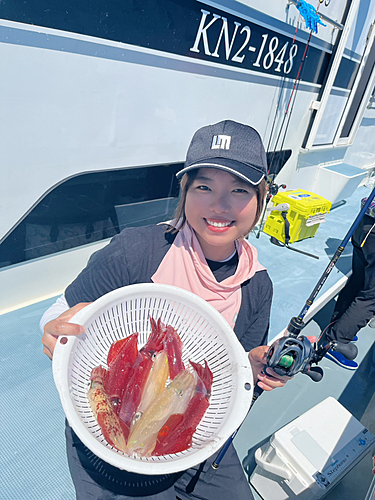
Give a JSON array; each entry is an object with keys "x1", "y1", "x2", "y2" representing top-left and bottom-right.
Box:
[
  {"x1": 233, "y1": 188, "x2": 248, "y2": 193},
  {"x1": 197, "y1": 185, "x2": 210, "y2": 191}
]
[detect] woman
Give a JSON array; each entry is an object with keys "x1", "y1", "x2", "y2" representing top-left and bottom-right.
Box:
[{"x1": 41, "y1": 120, "x2": 289, "y2": 500}]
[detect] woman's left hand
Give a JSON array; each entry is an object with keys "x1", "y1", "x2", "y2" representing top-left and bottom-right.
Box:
[
  {"x1": 248, "y1": 346, "x2": 291, "y2": 391},
  {"x1": 248, "y1": 336, "x2": 317, "y2": 392}
]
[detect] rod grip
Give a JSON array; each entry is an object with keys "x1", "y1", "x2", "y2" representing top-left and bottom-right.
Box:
[
  {"x1": 333, "y1": 341, "x2": 358, "y2": 361},
  {"x1": 252, "y1": 383, "x2": 264, "y2": 402}
]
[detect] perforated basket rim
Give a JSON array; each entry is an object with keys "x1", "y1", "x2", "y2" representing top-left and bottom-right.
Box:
[{"x1": 53, "y1": 283, "x2": 253, "y2": 474}]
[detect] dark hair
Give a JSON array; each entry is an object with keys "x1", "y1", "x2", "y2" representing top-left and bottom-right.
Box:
[{"x1": 169, "y1": 169, "x2": 268, "y2": 237}]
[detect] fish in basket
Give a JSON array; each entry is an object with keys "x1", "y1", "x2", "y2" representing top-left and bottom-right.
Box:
[{"x1": 87, "y1": 317, "x2": 214, "y2": 457}]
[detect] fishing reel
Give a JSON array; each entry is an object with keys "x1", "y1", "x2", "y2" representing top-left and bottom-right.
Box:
[
  {"x1": 266, "y1": 333, "x2": 324, "y2": 381},
  {"x1": 265, "y1": 317, "x2": 358, "y2": 382},
  {"x1": 268, "y1": 177, "x2": 287, "y2": 198},
  {"x1": 255, "y1": 176, "x2": 287, "y2": 239}
]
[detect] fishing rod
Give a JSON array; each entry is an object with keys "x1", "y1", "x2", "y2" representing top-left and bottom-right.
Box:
[
  {"x1": 257, "y1": 1, "x2": 324, "y2": 241},
  {"x1": 203, "y1": 184, "x2": 375, "y2": 483},
  {"x1": 256, "y1": 34, "x2": 315, "y2": 242}
]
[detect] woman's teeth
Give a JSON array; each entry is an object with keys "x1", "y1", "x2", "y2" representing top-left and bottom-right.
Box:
[{"x1": 206, "y1": 220, "x2": 232, "y2": 228}]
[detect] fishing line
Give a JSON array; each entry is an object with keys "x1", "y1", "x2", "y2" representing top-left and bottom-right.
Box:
[
  {"x1": 266, "y1": 75, "x2": 288, "y2": 155},
  {"x1": 317, "y1": 320, "x2": 335, "y2": 343},
  {"x1": 265, "y1": 17, "x2": 301, "y2": 155},
  {"x1": 268, "y1": 27, "x2": 313, "y2": 160}
]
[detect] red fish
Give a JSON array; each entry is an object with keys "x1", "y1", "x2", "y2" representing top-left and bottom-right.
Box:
[
  {"x1": 189, "y1": 360, "x2": 213, "y2": 392},
  {"x1": 117, "y1": 318, "x2": 169, "y2": 437},
  {"x1": 142, "y1": 317, "x2": 168, "y2": 357},
  {"x1": 87, "y1": 366, "x2": 127, "y2": 452},
  {"x1": 118, "y1": 351, "x2": 153, "y2": 439},
  {"x1": 153, "y1": 360, "x2": 213, "y2": 456},
  {"x1": 163, "y1": 325, "x2": 185, "y2": 379},
  {"x1": 103, "y1": 332, "x2": 138, "y2": 412},
  {"x1": 127, "y1": 369, "x2": 196, "y2": 456},
  {"x1": 107, "y1": 336, "x2": 132, "y2": 366}
]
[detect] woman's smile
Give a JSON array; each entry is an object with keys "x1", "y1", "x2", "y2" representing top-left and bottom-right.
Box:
[
  {"x1": 185, "y1": 168, "x2": 258, "y2": 261},
  {"x1": 204, "y1": 218, "x2": 234, "y2": 232}
]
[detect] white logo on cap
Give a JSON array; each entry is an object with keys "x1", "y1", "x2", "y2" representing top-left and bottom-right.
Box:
[{"x1": 211, "y1": 135, "x2": 231, "y2": 150}]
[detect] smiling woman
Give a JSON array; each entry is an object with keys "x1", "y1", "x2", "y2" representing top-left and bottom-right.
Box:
[{"x1": 40, "y1": 120, "x2": 291, "y2": 500}]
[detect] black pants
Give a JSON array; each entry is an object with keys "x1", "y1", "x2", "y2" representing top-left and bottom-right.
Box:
[
  {"x1": 65, "y1": 422, "x2": 254, "y2": 500},
  {"x1": 328, "y1": 215, "x2": 375, "y2": 344}
]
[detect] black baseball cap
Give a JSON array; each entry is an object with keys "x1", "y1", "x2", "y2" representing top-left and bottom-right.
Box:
[{"x1": 176, "y1": 120, "x2": 267, "y2": 186}]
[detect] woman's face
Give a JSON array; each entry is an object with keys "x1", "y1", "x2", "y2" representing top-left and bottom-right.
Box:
[{"x1": 185, "y1": 168, "x2": 258, "y2": 261}]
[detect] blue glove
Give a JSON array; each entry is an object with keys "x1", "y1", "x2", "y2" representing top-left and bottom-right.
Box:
[{"x1": 296, "y1": 0, "x2": 326, "y2": 34}]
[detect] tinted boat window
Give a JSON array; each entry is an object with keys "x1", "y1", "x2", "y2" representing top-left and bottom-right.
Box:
[{"x1": 0, "y1": 163, "x2": 181, "y2": 269}]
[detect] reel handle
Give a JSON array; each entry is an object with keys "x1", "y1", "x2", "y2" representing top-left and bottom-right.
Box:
[{"x1": 304, "y1": 366, "x2": 323, "y2": 382}]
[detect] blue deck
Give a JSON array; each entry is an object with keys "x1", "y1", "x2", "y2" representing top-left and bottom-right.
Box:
[{"x1": 1, "y1": 185, "x2": 375, "y2": 500}]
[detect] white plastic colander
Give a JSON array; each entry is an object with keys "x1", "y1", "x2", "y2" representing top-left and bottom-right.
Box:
[{"x1": 53, "y1": 283, "x2": 253, "y2": 475}]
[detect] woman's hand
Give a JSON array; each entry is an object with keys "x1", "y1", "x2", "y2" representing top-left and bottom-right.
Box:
[
  {"x1": 248, "y1": 346, "x2": 291, "y2": 391},
  {"x1": 41, "y1": 303, "x2": 91, "y2": 360}
]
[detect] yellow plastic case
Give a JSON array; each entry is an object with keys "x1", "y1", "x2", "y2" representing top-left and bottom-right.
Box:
[{"x1": 263, "y1": 189, "x2": 332, "y2": 244}]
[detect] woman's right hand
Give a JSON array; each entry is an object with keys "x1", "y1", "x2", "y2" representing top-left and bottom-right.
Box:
[{"x1": 41, "y1": 303, "x2": 91, "y2": 360}]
